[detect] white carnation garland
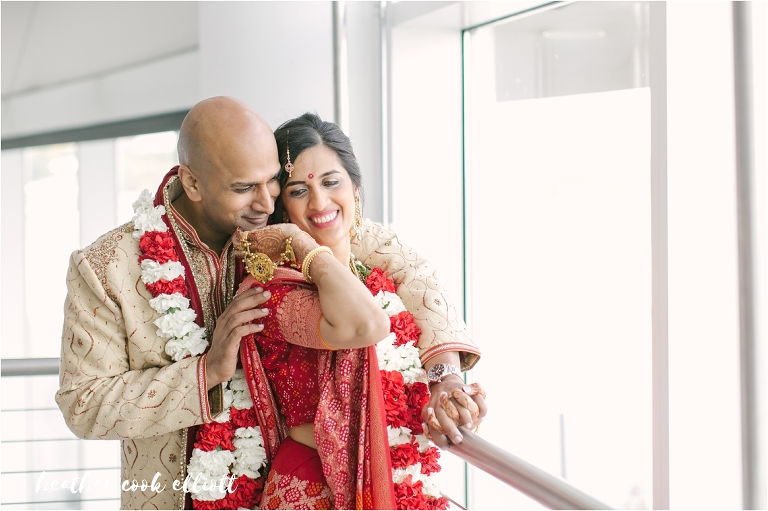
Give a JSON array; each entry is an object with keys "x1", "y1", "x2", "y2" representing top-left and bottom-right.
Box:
[
  {"x1": 186, "y1": 370, "x2": 267, "y2": 502},
  {"x1": 133, "y1": 189, "x2": 267, "y2": 506},
  {"x1": 132, "y1": 190, "x2": 209, "y2": 361}
]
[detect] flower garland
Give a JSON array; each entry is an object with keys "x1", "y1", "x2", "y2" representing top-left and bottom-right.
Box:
[
  {"x1": 356, "y1": 263, "x2": 450, "y2": 510},
  {"x1": 188, "y1": 370, "x2": 266, "y2": 509},
  {"x1": 132, "y1": 190, "x2": 207, "y2": 361},
  {"x1": 132, "y1": 190, "x2": 266, "y2": 510}
]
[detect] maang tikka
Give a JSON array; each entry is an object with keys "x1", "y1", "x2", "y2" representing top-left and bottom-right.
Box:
[{"x1": 284, "y1": 130, "x2": 294, "y2": 177}]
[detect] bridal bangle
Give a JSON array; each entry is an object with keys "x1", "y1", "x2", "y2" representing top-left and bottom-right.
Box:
[{"x1": 302, "y1": 246, "x2": 333, "y2": 283}]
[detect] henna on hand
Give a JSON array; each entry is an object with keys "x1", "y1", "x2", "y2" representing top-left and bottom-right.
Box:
[
  {"x1": 425, "y1": 407, "x2": 444, "y2": 435},
  {"x1": 461, "y1": 382, "x2": 487, "y2": 399},
  {"x1": 450, "y1": 388, "x2": 480, "y2": 423},
  {"x1": 306, "y1": 251, "x2": 330, "y2": 282},
  {"x1": 438, "y1": 392, "x2": 461, "y2": 424},
  {"x1": 290, "y1": 232, "x2": 318, "y2": 261},
  {"x1": 232, "y1": 225, "x2": 299, "y2": 261}
]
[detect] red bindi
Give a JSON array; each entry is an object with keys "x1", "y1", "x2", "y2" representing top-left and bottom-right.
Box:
[{"x1": 308, "y1": 173, "x2": 314, "y2": 179}]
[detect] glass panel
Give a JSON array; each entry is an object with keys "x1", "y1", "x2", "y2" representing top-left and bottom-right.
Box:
[
  {"x1": 115, "y1": 131, "x2": 178, "y2": 224},
  {"x1": 493, "y1": 2, "x2": 649, "y2": 102},
  {"x1": 22, "y1": 144, "x2": 81, "y2": 358},
  {"x1": 464, "y1": 2, "x2": 652, "y2": 509},
  {"x1": 1, "y1": 375, "x2": 120, "y2": 509}
]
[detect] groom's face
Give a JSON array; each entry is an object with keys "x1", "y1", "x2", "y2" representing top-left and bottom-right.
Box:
[{"x1": 194, "y1": 132, "x2": 281, "y2": 236}]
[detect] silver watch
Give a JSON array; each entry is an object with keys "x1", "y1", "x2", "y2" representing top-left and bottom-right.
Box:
[{"x1": 427, "y1": 363, "x2": 461, "y2": 384}]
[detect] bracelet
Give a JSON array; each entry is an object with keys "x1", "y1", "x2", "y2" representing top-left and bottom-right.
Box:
[
  {"x1": 278, "y1": 231, "x2": 303, "y2": 269},
  {"x1": 301, "y1": 246, "x2": 333, "y2": 283},
  {"x1": 240, "y1": 230, "x2": 276, "y2": 284},
  {"x1": 426, "y1": 363, "x2": 462, "y2": 386}
]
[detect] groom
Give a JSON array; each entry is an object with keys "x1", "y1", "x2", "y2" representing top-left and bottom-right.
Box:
[{"x1": 57, "y1": 96, "x2": 484, "y2": 509}]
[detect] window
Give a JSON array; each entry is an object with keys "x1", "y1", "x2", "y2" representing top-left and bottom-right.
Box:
[
  {"x1": 1, "y1": 131, "x2": 177, "y2": 509},
  {"x1": 463, "y1": 4, "x2": 653, "y2": 508},
  {"x1": 1, "y1": 132, "x2": 178, "y2": 359}
]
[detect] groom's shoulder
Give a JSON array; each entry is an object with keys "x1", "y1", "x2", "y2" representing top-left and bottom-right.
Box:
[
  {"x1": 82, "y1": 222, "x2": 137, "y2": 256},
  {"x1": 78, "y1": 222, "x2": 140, "y2": 281}
]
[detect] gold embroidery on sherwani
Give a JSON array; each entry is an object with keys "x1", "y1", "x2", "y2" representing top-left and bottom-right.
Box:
[
  {"x1": 178, "y1": 427, "x2": 188, "y2": 510},
  {"x1": 82, "y1": 222, "x2": 133, "y2": 303},
  {"x1": 58, "y1": 175, "x2": 231, "y2": 510},
  {"x1": 221, "y1": 247, "x2": 237, "y2": 310},
  {"x1": 164, "y1": 178, "x2": 216, "y2": 341},
  {"x1": 163, "y1": 177, "x2": 236, "y2": 340}
]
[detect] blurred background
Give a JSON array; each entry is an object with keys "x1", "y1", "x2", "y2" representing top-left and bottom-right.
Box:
[{"x1": 1, "y1": 1, "x2": 766, "y2": 509}]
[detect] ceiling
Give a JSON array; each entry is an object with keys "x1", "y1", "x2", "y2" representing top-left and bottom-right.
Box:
[{"x1": 1, "y1": 1, "x2": 198, "y2": 99}]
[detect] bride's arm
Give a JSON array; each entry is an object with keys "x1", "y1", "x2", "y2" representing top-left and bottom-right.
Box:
[
  {"x1": 351, "y1": 219, "x2": 481, "y2": 370},
  {"x1": 292, "y1": 232, "x2": 390, "y2": 349},
  {"x1": 237, "y1": 226, "x2": 390, "y2": 349}
]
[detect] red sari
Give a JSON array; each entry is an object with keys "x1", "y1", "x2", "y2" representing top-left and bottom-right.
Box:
[{"x1": 238, "y1": 267, "x2": 396, "y2": 510}]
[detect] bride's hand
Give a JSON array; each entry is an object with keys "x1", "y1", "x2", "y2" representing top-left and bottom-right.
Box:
[{"x1": 233, "y1": 224, "x2": 301, "y2": 261}]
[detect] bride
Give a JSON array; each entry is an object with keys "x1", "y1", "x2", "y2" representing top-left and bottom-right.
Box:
[{"x1": 194, "y1": 113, "x2": 486, "y2": 510}]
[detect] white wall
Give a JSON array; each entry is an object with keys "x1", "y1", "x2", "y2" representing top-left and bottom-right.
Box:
[
  {"x1": 1, "y1": 149, "x2": 25, "y2": 358},
  {"x1": 1, "y1": 1, "x2": 388, "y2": 219},
  {"x1": 2, "y1": 2, "x2": 338, "y2": 141},
  {"x1": 666, "y1": 2, "x2": 764, "y2": 508},
  {"x1": 199, "y1": 1, "x2": 334, "y2": 131},
  {"x1": 1, "y1": 51, "x2": 200, "y2": 138}
]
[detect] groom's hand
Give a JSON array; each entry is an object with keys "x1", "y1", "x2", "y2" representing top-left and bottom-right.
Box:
[
  {"x1": 205, "y1": 286, "x2": 271, "y2": 389},
  {"x1": 421, "y1": 353, "x2": 488, "y2": 448}
]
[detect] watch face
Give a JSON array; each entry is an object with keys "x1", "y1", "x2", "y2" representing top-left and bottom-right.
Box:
[{"x1": 429, "y1": 364, "x2": 449, "y2": 381}]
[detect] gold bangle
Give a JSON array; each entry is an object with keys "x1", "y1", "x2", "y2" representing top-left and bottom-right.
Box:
[
  {"x1": 317, "y1": 316, "x2": 336, "y2": 351},
  {"x1": 301, "y1": 246, "x2": 333, "y2": 283}
]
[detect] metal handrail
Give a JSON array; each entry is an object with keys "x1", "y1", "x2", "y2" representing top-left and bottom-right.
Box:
[
  {"x1": 1, "y1": 357, "x2": 59, "y2": 377},
  {"x1": 450, "y1": 427, "x2": 611, "y2": 510}
]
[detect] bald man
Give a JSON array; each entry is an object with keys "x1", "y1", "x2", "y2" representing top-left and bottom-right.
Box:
[{"x1": 56, "y1": 97, "x2": 481, "y2": 509}]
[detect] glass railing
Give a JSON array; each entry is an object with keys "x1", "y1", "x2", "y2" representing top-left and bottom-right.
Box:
[
  {"x1": 2, "y1": 358, "x2": 610, "y2": 510},
  {"x1": 1, "y1": 358, "x2": 120, "y2": 510}
]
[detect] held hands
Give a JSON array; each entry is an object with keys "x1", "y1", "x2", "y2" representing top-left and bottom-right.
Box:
[{"x1": 422, "y1": 375, "x2": 487, "y2": 448}]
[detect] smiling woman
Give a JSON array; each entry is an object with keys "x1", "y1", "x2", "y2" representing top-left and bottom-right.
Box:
[
  {"x1": 223, "y1": 112, "x2": 485, "y2": 510},
  {"x1": 282, "y1": 145, "x2": 359, "y2": 265},
  {"x1": 273, "y1": 113, "x2": 366, "y2": 267}
]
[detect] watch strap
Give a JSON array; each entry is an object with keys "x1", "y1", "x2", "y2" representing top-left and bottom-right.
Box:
[{"x1": 427, "y1": 363, "x2": 462, "y2": 384}]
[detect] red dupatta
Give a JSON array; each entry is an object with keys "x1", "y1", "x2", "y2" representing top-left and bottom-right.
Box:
[{"x1": 237, "y1": 270, "x2": 396, "y2": 509}]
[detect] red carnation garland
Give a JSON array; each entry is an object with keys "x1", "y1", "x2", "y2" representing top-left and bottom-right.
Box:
[
  {"x1": 361, "y1": 266, "x2": 450, "y2": 510},
  {"x1": 132, "y1": 190, "x2": 265, "y2": 510}
]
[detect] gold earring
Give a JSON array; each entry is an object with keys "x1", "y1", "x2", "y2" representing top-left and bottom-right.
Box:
[
  {"x1": 282, "y1": 211, "x2": 290, "y2": 223},
  {"x1": 353, "y1": 195, "x2": 363, "y2": 239}
]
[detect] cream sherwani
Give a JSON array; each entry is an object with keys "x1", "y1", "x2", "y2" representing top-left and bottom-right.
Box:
[{"x1": 57, "y1": 174, "x2": 480, "y2": 509}]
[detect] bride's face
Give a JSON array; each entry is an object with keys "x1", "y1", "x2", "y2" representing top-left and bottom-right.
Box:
[{"x1": 281, "y1": 144, "x2": 357, "y2": 253}]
